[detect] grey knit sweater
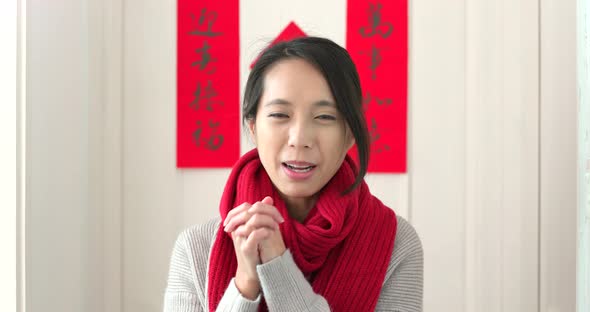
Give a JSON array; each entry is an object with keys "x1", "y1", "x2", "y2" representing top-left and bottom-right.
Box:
[{"x1": 164, "y1": 216, "x2": 423, "y2": 311}]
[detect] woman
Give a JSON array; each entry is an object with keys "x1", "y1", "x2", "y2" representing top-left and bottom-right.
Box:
[{"x1": 164, "y1": 37, "x2": 423, "y2": 311}]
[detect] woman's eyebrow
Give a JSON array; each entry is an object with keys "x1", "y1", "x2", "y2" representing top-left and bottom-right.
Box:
[
  {"x1": 313, "y1": 100, "x2": 336, "y2": 108},
  {"x1": 264, "y1": 98, "x2": 291, "y2": 107},
  {"x1": 264, "y1": 99, "x2": 336, "y2": 107}
]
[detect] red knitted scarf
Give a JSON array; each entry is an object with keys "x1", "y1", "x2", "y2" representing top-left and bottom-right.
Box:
[{"x1": 208, "y1": 149, "x2": 397, "y2": 311}]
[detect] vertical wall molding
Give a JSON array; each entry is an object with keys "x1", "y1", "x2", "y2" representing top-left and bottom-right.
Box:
[
  {"x1": 103, "y1": 0, "x2": 124, "y2": 311},
  {"x1": 88, "y1": 0, "x2": 106, "y2": 311},
  {"x1": 540, "y1": 0, "x2": 578, "y2": 311},
  {"x1": 16, "y1": 0, "x2": 27, "y2": 311},
  {"x1": 576, "y1": 0, "x2": 590, "y2": 310},
  {"x1": 27, "y1": 0, "x2": 96, "y2": 310},
  {"x1": 410, "y1": 1, "x2": 466, "y2": 310},
  {"x1": 464, "y1": 0, "x2": 540, "y2": 311}
]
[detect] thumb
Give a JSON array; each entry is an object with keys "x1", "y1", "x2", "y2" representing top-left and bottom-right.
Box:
[{"x1": 261, "y1": 196, "x2": 273, "y2": 206}]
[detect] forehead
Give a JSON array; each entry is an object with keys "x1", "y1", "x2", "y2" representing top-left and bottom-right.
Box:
[{"x1": 261, "y1": 58, "x2": 335, "y2": 103}]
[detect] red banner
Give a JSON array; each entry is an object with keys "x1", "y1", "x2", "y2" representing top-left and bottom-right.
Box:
[
  {"x1": 177, "y1": 0, "x2": 240, "y2": 167},
  {"x1": 347, "y1": 0, "x2": 408, "y2": 173},
  {"x1": 250, "y1": 21, "x2": 307, "y2": 69}
]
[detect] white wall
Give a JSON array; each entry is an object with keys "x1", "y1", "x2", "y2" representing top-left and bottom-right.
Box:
[
  {"x1": 1, "y1": 1, "x2": 18, "y2": 312},
  {"x1": 540, "y1": 0, "x2": 578, "y2": 311},
  {"x1": 577, "y1": 0, "x2": 590, "y2": 310},
  {"x1": 25, "y1": 0, "x2": 104, "y2": 311},
  {"x1": 23, "y1": 0, "x2": 578, "y2": 311}
]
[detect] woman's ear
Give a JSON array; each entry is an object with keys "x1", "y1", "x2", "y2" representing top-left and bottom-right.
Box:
[
  {"x1": 247, "y1": 119, "x2": 257, "y2": 144},
  {"x1": 345, "y1": 125, "x2": 355, "y2": 151},
  {"x1": 346, "y1": 135, "x2": 355, "y2": 151}
]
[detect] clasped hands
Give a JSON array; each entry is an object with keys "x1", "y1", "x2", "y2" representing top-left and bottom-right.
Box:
[{"x1": 223, "y1": 196, "x2": 287, "y2": 299}]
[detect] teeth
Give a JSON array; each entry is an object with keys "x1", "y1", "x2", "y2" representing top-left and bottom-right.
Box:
[{"x1": 285, "y1": 163, "x2": 314, "y2": 172}]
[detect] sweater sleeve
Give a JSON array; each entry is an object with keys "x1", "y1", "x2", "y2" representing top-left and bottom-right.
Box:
[
  {"x1": 256, "y1": 250, "x2": 330, "y2": 311},
  {"x1": 255, "y1": 216, "x2": 423, "y2": 312},
  {"x1": 216, "y1": 278, "x2": 261, "y2": 311},
  {"x1": 163, "y1": 221, "x2": 262, "y2": 312},
  {"x1": 375, "y1": 217, "x2": 424, "y2": 311}
]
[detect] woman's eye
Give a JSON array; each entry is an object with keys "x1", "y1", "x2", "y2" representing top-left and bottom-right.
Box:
[
  {"x1": 316, "y1": 114, "x2": 337, "y2": 121},
  {"x1": 268, "y1": 113, "x2": 289, "y2": 118}
]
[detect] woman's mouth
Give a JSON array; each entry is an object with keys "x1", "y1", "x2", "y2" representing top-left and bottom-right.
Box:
[{"x1": 282, "y1": 161, "x2": 317, "y2": 179}]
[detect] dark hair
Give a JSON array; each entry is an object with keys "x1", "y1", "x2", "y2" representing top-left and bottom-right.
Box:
[{"x1": 243, "y1": 36, "x2": 370, "y2": 194}]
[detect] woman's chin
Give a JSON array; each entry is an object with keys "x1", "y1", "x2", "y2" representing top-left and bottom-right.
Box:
[{"x1": 275, "y1": 185, "x2": 319, "y2": 201}]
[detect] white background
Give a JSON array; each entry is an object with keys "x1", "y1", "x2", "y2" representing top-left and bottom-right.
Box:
[
  {"x1": 1, "y1": 0, "x2": 18, "y2": 312},
  {"x1": 9, "y1": 0, "x2": 580, "y2": 311}
]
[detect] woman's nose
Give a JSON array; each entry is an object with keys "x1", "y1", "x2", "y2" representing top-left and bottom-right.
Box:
[{"x1": 287, "y1": 120, "x2": 312, "y2": 149}]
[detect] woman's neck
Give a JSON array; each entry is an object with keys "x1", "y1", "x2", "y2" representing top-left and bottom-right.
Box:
[{"x1": 284, "y1": 195, "x2": 318, "y2": 223}]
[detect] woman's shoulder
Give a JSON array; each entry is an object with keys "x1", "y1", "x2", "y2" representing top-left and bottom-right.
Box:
[
  {"x1": 388, "y1": 215, "x2": 423, "y2": 272},
  {"x1": 375, "y1": 216, "x2": 423, "y2": 309},
  {"x1": 166, "y1": 217, "x2": 222, "y2": 304},
  {"x1": 176, "y1": 216, "x2": 222, "y2": 252},
  {"x1": 171, "y1": 217, "x2": 222, "y2": 282},
  {"x1": 393, "y1": 215, "x2": 422, "y2": 253}
]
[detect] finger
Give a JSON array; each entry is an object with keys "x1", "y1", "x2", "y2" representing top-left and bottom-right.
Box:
[
  {"x1": 233, "y1": 224, "x2": 251, "y2": 238},
  {"x1": 245, "y1": 228, "x2": 271, "y2": 250},
  {"x1": 225, "y1": 210, "x2": 254, "y2": 233},
  {"x1": 246, "y1": 213, "x2": 280, "y2": 231},
  {"x1": 261, "y1": 196, "x2": 273, "y2": 206},
  {"x1": 234, "y1": 214, "x2": 279, "y2": 237},
  {"x1": 231, "y1": 231, "x2": 244, "y2": 242},
  {"x1": 248, "y1": 201, "x2": 284, "y2": 224},
  {"x1": 224, "y1": 202, "x2": 251, "y2": 226},
  {"x1": 233, "y1": 233, "x2": 257, "y2": 258}
]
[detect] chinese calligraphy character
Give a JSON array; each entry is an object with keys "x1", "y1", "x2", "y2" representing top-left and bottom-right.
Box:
[
  {"x1": 360, "y1": 45, "x2": 383, "y2": 80},
  {"x1": 369, "y1": 117, "x2": 391, "y2": 153},
  {"x1": 193, "y1": 120, "x2": 224, "y2": 151},
  {"x1": 189, "y1": 8, "x2": 222, "y2": 37},
  {"x1": 192, "y1": 41, "x2": 216, "y2": 74},
  {"x1": 359, "y1": 3, "x2": 393, "y2": 39},
  {"x1": 190, "y1": 80, "x2": 223, "y2": 111},
  {"x1": 363, "y1": 92, "x2": 393, "y2": 110}
]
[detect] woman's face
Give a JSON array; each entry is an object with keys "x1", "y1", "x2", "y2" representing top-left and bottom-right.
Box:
[{"x1": 248, "y1": 58, "x2": 354, "y2": 202}]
